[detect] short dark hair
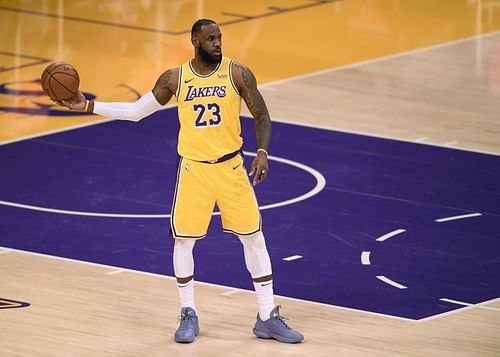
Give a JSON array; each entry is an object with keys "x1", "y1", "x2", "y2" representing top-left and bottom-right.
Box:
[{"x1": 191, "y1": 19, "x2": 217, "y2": 37}]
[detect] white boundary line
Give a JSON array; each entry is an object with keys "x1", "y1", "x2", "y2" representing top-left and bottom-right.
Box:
[
  {"x1": 259, "y1": 30, "x2": 500, "y2": 89},
  {"x1": 267, "y1": 115, "x2": 500, "y2": 157},
  {"x1": 1, "y1": 33, "x2": 499, "y2": 159},
  {"x1": 0, "y1": 118, "x2": 115, "y2": 146},
  {"x1": 0, "y1": 104, "x2": 176, "y2": 147},
  {"x1": 419, "y1": 297, "x2": 500, "y2": 322},
  {"x1": 439, "y1": 297, "x2": 500, "y2": 312},
  {"x1": 1, "y1": 245, "x2": 417, "y2": 322},
  {"x1": 258, "y1": 30, "x2": 500, "y2": 157}
]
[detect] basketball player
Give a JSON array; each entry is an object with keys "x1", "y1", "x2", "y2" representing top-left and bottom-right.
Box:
[{"x1": 55, "y1": 19, "x2": 304, "y2": 344}]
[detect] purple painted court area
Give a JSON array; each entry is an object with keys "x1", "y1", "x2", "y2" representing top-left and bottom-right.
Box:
[{"x1": 1, "y1": 107, "x2": 499, "y2": 320}]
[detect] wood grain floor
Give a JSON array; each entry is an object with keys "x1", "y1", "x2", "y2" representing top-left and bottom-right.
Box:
[{"x1": 2, "y1": 249, "x2": 499, "y2": 356}]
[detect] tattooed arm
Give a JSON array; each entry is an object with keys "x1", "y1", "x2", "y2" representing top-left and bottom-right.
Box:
[
  {"x1": 152, "y1": 68, "x2": 179, "y2": 105},
  {"x1": 231, "y1": 61, "x2": 272, "y2": 185}
]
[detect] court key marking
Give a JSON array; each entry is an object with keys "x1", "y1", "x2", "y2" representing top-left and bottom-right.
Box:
[{"x1": 363, "y1": 212, "x2": 484, "y2": 294}]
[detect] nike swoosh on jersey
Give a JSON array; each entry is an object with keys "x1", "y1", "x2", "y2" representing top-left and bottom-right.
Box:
[
  {"x1": 232, "y1": 163, "x2": 241, "y2": 170},
  {"x1": 184, "y1": 78, "x2": 194, "y2": 83}
]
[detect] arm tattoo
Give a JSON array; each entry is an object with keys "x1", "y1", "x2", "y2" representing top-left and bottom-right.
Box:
[
  {"x1": 238, "y1": 64, "x2": 272, "y2": 151},
  {"x1": 158, "y1": 70, "x2": 172, "y2": 87},
  {"x1": 153, "y1": 69, "x2": 175, "y2": 105}
]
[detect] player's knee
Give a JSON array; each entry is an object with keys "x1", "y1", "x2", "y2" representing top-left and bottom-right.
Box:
[
  {"x1": 239, "y1": 232, "x2": 266, "y2": 251},
  {"x1": 174, "y1": 238, "x2": 196, "y2": 251}
]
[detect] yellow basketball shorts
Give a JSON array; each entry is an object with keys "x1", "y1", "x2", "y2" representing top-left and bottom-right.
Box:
[{"x1": 170, "y1": 153, "x2": 262, "y2": 239}]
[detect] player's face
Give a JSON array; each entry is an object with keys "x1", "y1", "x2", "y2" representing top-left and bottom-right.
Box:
[{"x1": 195, "y1": 24, "x2": 222, "y2": 64}]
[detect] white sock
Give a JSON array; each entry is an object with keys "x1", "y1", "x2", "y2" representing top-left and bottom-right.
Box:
[
  {"x1": 173, "y1": 239, "x2": 196, "y2": 310},
  {"x1": 253, "y1": 280, "x2": 275, "y2": 320},
  {"x1": 177, "y1": 279, "x2": 195, "y2": 311}
]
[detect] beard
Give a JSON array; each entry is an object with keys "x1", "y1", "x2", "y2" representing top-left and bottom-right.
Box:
[{"x1": 198, "y1": 45, "x2": 222, "y2": 64}]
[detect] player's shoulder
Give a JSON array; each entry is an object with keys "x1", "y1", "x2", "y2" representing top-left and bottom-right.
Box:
[
  {"x1": 161, "y1": 67, "x2": 180, "y2": 84},
  {"x1": 152, "y1": 67, "x2": 181, "y2": 105},
  {"x1": 230, "y1": 60, "x2": 257, "y2": 92},
  {"x1": 230, "y1": 60, "x2": 249, "y2": 75},
  {"x1": 231, "y1": 60, "x2": 255, "y2": 78},
  {"x1": 155, "y1": 67, "x2": 180, "y2": 91}
]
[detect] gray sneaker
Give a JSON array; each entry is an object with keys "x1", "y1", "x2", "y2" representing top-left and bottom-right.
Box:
[
  {"x1": 174, "y1": 307, "x2": 199, "y2": 343},
  {"x1": 252, "y1": 306, "x2": 304, "y2": 343}
]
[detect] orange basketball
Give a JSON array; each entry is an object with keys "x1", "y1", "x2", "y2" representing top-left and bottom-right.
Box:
[{"x1": 41, "y1": 62, "x2": 80, "y2": 100}]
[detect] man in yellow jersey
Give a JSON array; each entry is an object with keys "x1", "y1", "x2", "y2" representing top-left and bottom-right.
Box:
[{"x1": 55, "y1": 19, "x2": 303, "y2": 344}]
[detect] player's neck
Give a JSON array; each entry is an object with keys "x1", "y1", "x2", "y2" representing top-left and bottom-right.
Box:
[{"x1": 190, "y1": 57, "x2": 219, "y2": 75}]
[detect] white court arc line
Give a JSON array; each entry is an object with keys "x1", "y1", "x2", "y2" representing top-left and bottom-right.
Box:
[
  {"x1": 376, "y1": 275, "x2": 408, "y2": 289},
  {"x1": 435, "y1": 213, "x2": 482, "y2": 223},
  {"x1": 0, "y1": 151, "x2": 326, "y2": 218},
  {"x1": 375, "y1": 229, "x2": 406, "y2": 242}
]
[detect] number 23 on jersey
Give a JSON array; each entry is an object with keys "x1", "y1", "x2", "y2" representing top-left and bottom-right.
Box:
[{"x1": 193, "y1": 103, "x2": 222, "y2": 127}]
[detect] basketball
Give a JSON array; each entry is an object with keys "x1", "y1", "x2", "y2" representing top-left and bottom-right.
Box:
[{"x1": 41, "y1": 62, "x2": 80, "y2": 100}]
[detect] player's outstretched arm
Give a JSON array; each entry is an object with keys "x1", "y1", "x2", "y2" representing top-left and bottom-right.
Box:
[
  {"x1": 55, "y1": 68, "x2": 179, "y2": 122},
  {"x1": 232, "y1": 62, "x2": 272, "y2": 185}
]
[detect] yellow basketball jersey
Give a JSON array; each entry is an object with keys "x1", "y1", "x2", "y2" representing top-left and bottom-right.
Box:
[{"x1": 175, "y1": 57, "x2": 242, "y2": 161}]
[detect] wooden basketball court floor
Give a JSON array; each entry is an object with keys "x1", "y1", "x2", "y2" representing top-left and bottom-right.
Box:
[{"x1": 1, "y1": 0, "x2": 500, "y2": 355}]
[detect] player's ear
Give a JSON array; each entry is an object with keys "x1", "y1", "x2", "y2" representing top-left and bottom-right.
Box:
[{"x1": 191, "y1": 36, "x2": 199, "y2": 48}]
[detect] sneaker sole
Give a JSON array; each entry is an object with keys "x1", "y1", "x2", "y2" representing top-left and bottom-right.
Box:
[
  {"x1": 175, "y1": 328, "x2": 200, "y2": 343},
  {"x1": 252, "y1": 328, "x2": 303, "y2": 344}
]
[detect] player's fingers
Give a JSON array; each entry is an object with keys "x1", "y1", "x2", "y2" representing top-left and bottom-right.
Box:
[
  {"x1": 248, "y1": 160, "x2": 257, "y2": 177},
  {"x1": 60, "y1": 100, "x2": 71, "y2": 108},
  {"x1": 253, "y1": 169, "x2": 266, "y2": 186}
]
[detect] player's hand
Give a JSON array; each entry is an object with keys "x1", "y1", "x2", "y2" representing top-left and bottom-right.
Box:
[
  {"x1": 53, "y1": 91, "x2": 86, "y2": 110},
  {"x1": 249, "y1": 151, "x2": 269, "y2": 186}
]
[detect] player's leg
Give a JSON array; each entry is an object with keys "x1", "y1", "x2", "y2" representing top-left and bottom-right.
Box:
[
  {"x1": 239, "y1": 232, "x2": 303, "y2": 343},
  {"x1": 170, "y1": 158, "x2": 216, "y2": 239},
  {"x1": 173, "y1": 238, "x2": 199, "y2": 343},
  {"x1": 238, "y1": 232, "x2": 274, "y2": 318},
  {"x1": 216, "y1": 155, "x2": 304, "y2": 343},
  {"x1": 171, "y1": 158, "x2": 215, "y2": 343}
]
